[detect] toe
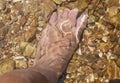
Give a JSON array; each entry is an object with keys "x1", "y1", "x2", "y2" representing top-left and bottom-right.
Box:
[
  {"x1": 75, "y1": 12, "x2": 87, "y2": 43},
  {"x1": 57, "y1": 9, "x2": 63, "y2": 21},
  {"x1": 68, "y1": 8, "x2": 78, "y2": 27},
  {"x1": 76, "y1": 11, "x2": 87, "y2": 31},
  {"x1": 49, "y1": 12, "x2": 57, "y2": 25},
  {"x1": 61, "y1": 8, "x2": 70, "y2": 20}
]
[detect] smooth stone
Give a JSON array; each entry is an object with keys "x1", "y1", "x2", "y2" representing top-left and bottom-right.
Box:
[{"x1": 0, "y1": 59, "x2": 15, "y2": 74}]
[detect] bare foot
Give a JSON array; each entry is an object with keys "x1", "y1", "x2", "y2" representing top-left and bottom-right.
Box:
[
  {"x1": 34, "y1": 8, "x2": 87, "y2": 80},
  {"x1": 0, "y1": 8, "x2": 87, "y2": 83}
]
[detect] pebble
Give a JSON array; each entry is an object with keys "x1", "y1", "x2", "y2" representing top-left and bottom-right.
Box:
[
  {"x1": 15, "y1": 60, "x2": 27, "y2": 69},
  {"x1": 24, "y1": 26, "x2": 36, "y2": 42},
  {"x1": 0, "y1": 22, "x2": 5, "y2": 28},
  {"x1": 0, "y1": 0, "x2": 120, "y2": 83},
  {"x1": 53, "y1": 0, "x2": 66, "y2": 4},
  {"x1": 23, "y1": 43, "x2": 36, "y2": 58},
  {"x1": 0, "y1": 59, "x2": 15, "y2": 74}
]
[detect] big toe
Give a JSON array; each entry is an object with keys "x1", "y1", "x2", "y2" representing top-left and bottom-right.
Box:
[
  {"x1": 75, "y1": 11, "x2": 87, "y2": 43},
  {"x1": 76, "y1": 11, "x2": 87, "y2": 33}
]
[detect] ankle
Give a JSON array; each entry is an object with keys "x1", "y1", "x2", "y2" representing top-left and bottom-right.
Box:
[{"x1": 32, "y1": 66, "x2": 58, "y2": 83}]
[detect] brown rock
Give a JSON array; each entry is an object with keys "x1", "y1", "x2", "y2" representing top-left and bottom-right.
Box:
[
  {"x1": 107, "y1": 6, "x2": 119, "y2": 17},
  {"x1": 94, "y1": 32, "x2": 103, "y2": 39},
  {"x1": 19, "y1": 15, "x2": 29, "y2": 26},
  {"x1": 0, "y1": 0, "x2": 6, "y2": 10},
  {"x1": 0, "y1": 22, "x2": 5, "y2": 28},
  {"x1": 116, "y1": 58, "x2": 120, "y2": 67},
  {"x1": 0, "y1": 26, "x2": 9, "y2": 40},
  {"x1": 24, "y1": 27, "x2": 36, "y2": 42},
  {"x1": 104, "y1": 61, "x2": 120, "y2": 79},
  {"x1": 106, "y1": 0, "x2": 120, "y2": 7},
  {"x1": 114, "y1": 45, "x2": 120, "y2": 56},
  {"x1": 98, "y1": 43, "x2": 112, "y2": 53}
]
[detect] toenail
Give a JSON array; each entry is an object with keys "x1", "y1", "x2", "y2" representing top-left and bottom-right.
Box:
[{"x1": 80, "y1": 14, "x2": 87, "y2": 23}]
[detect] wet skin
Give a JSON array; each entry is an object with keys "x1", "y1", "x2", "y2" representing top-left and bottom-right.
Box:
[{"x1": 0, "y1": 8, "x2": 87, "y2": 83}]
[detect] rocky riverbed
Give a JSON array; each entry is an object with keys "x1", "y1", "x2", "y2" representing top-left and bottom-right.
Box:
[{"x1": 0, "y1": 0, "x2": 120, "y2": 83}]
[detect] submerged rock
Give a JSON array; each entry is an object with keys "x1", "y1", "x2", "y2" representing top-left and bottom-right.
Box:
[
  {"x1": 53, "y1": 0, "x2": 66, "y2": 4},
  {"x1": 0, "y1": 59, "x2": 15, "y2": 74},
  {"x1": 23, "y1": 43, "x2": 36, "y2": 58}
]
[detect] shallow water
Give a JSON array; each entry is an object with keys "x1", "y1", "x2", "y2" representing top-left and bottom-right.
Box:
[{"x1": 0, "y1": 0, "x2": 120, "y2": 83}]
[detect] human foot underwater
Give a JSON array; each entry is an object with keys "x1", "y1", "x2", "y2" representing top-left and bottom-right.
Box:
[{"x1": 0, "y1": 8, "x2": 87, "y2": 83}]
